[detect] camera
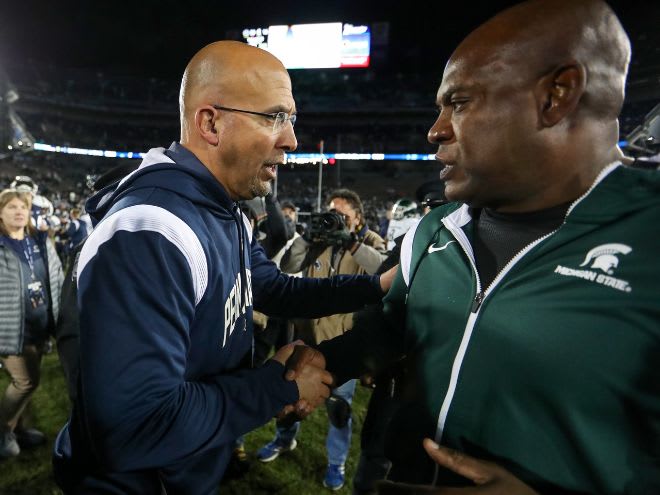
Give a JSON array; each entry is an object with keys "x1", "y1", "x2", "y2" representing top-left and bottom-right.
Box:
[{"x1": 304, "y1": 210, "x2": 350, "y2": 246}]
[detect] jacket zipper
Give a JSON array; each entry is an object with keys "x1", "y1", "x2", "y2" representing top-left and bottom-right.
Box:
[
  {"x1": 232, "y1": 204, "x2": 252, "y2": 365},
  {"x1": 432, "y1": 181, "x2": 599, "y2": 485},
  {"x1": 431, "y1": 216, "x2": 483, "y2": 486},
  {"x1": 430, "y1": 163, "x2": 620, "y2": 485},
  {"x1": 431, "y1": 219, "x2": 558, "y2": 484},
  {"x1": 475, "y1": 161, "x2": 621, "y2": 306}
]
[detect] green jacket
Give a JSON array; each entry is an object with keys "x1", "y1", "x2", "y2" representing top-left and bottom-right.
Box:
[{"x1": 320, "y1": 163, "x2": 660, "y2": 494}]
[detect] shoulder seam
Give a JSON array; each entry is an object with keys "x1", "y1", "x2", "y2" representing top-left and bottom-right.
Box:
[{"x1": 78, "y1": 204, "x2": 208, "y2": 305}]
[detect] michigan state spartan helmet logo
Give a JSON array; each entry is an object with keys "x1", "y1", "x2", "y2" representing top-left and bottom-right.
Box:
[{"x1": 579, "y1": 243, "x2": 632, "y2": 275}]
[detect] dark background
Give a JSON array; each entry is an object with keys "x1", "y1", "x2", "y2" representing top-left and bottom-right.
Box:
[{"x1": 1, "y1": 0, "x2": 658, "y2": 79}]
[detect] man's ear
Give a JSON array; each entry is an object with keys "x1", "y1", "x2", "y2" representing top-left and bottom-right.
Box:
[
  {"x1": 353, "y1": 213, "x2": 363, "y2": 230},
  {"x1": 535, "y1": 63, "x2": 586, "y2": 127},
  {"x1": 195, "y1": 107, "x2": 219, "y2": 145}
]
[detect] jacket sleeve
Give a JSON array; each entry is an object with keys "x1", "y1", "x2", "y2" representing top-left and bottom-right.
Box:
[
  {"x1": 279, "y1": 235, "x2": 325, "y2": 274},
  {"x1": 250, "y1": 236, "x2": 384, "y2": 318},
  {"x1": 76, "y1": 228, "x2": 298, "y2": 471},
  {"x1": 318, "y1": 265, "x2": 407, "y2": 385},
  {"x1": 351, "y1": 241, "x2": 387, "y2": 275},
  {"x1": 259, "y1": 194, "x2": 291, "y2": 259},
  {"x1": 45, "y1": 236, "x2": 64, "y2": 325}
]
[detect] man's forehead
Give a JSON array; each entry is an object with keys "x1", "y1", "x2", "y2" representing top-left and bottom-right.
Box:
[
  {"x1": 436, "y1": 56, "x2": 479, "y2": 99},
  {"x1": 222, "y1": 67, "x2": 295, "y2": 110},
  {"x1": 330, "y1": 198, "x2": 355, "y2": 212},
  {"x1": 437, "y1": 43, "x2": 522, "y2": 99}
]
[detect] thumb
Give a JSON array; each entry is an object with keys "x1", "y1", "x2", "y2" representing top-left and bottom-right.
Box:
[
  {"x1": 283, "y1": 343, "x2": 312, "y2": 380},
  {"x1": 422, "y1": 439, "x2": 493, "y2": 485}
]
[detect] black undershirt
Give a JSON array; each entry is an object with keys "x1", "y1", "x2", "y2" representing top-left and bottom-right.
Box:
[{"x1": 473, "y1": 202, "x2": 571, "y2": 290}]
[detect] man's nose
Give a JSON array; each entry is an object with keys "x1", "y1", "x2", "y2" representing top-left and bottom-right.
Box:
[
  {"x1": 278, "y1": 121, "x2": 298, "y2": 152},
  {"x1": 427, "y1": 109, "x2": 454, "y2": 144}
]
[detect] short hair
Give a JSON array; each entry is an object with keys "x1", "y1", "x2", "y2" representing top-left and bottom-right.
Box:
[
  {"x1": 0, "y1": 189, "x2": 37, "y2": 237},
  {"x1": 328, "y1": 188, "x2": 364, "y2": 217},
  {"x1": 280, "y1": 200, "x2": 297, "y2": 211}
]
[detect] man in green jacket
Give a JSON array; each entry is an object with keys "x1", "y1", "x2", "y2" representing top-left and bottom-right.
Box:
[{"x1": 289, "y1": 0, "x2": 660, "y2": 493}]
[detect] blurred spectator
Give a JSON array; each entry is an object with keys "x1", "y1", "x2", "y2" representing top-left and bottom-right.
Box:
[
  {"x1": 10, "y1": 176, "x2": 55, "y2": 230},
  {"x1": 63, "y1": 208, "x2": 88, "y2": 255},
  {"x1": 0, "y1": 189, "x2": 63, "y2": 458},
  {"x1": 385, "y1": 199, "x2": 420, "y2": 251}
]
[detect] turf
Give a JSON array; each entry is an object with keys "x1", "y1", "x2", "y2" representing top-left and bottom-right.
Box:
[{"x1": 0, "y1": 352, "x2": 372, "y2": 494}]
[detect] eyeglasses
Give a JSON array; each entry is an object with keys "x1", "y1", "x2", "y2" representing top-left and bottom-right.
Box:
[{"x1": 212, "y1": 104, "x2": 296, "y2": 134}]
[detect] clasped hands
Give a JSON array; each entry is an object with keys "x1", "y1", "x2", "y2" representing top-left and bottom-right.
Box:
[{"x1": 270, "y1": 342, "x2": 333, "y2": 420}]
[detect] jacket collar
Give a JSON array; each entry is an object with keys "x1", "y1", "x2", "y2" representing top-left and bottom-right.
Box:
[{"x1": 445, "y1": 162, "x2": 626, "y2": 227}]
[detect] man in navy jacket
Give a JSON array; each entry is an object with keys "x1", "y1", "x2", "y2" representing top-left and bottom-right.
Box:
[{"x1": 53, "y1": 41, "x2": 391, "y2": 494}]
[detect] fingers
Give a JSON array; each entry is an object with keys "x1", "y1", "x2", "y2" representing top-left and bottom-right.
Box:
[
  {"x1": 320, "y1": 369, "x2": 334, "y2": 386},
  {"x1": 284, "y1": 345, "x2": 327, "y2": 381},
  {"x1": 294, "y1": 399, "x2": 313, "y2": 416},
  {"x1": 271, "y1": 341, "x2": 307, "y2": 369},
  {"x1": 422, "y1": 439, "x2": 493, "y2": 485},
  {"x1": 270, "y1": 341, "x2": 297, "y2": 366},
  {"x1": 294, "y1": 364, "x2": 332, "y2": 409},
  {"x1": 276, "y1": 404, "x2": 295, "y2": 419}
]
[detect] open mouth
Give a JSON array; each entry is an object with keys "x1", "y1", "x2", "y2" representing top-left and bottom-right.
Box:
[
  {"x1": 262, "y1": 163, "x2": 280, "y2": 180},
  {"x1": 435, "y1": 155, "x2": 456, "y2": 181},
  {"x1": 439, "y1": 164, "x2": 454, "y2": 181}
]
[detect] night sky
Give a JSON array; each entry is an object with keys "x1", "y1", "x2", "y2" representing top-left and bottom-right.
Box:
[{"x1": 0, "y1": 0, "x2": 657, "y2": 79}]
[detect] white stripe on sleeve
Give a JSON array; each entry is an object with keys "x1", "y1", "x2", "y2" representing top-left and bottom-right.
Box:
[
  {"x1": 400, "y1": 219, "x2": 421, "y2": 287},
  {"x1": 78, "y1": 204, "x2": 208, "y2": 305}
]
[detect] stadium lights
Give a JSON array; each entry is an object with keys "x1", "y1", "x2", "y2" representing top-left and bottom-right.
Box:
[
  {"x1": 31, "y1": 141, "x2": 633, "y2": 162},
  {"x1": 32, "y1": 142, "x2": 441, "y2": 162}
]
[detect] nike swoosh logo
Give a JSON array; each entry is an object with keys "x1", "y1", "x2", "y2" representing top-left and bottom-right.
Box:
[{"x1": 428, "y1": 240, "x2": 456, "y2": 254}]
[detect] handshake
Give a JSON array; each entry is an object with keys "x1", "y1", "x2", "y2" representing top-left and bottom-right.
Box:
[{"x1": 270, "y1": 342, "x2": 333, "y2": 421}]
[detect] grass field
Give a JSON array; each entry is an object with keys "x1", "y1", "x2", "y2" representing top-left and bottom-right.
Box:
[{"x1": 0, "y1": 352, "x2": 372, "y2": 494}]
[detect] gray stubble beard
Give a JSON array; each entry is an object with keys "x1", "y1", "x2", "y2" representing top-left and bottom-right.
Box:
[{"x1": 248, "y1": 176, "x2": 272, "y2": 198}]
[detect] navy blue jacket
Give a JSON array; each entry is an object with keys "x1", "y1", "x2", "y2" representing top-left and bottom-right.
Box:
[{"x1": 53, "y1": 143, "x2": 383, "y2": 494}]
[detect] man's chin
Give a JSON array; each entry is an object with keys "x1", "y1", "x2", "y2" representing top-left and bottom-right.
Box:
[
  {"x1": 443, "y1": 182, "x2": 464, "y2": 204},
  {"x1": 249, "y1": 181, "x2": 272, "y2": 199},
  {"x1": 445, "y1": 184, "x2": 485, "y2": 209}
]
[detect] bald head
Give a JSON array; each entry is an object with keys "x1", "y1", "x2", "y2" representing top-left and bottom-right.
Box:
[
  {"x1": 451, "y1": 0, "x2": 630, "y2": 120},
  {"x1": 428, "y1": 0, "x2": 633, "y2": 212},
  {"x1": 179, "y1": 41, "x2": 289, "y2": 141},
  {"x1": 175, "y1": 40, "x2": 297, "y2": 201}
]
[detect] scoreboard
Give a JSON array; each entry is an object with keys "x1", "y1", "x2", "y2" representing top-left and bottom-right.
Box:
[{"x1": 241, "y1": 22, "x2": 371, "y2": 69}]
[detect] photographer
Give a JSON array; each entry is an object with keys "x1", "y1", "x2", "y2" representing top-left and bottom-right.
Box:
[
  {"x1": 280, "y1": 190, "x2": 386, "y2": 277},
  {"x1": 257, "y1": 188, "x2": 386, "y2": 491}
]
